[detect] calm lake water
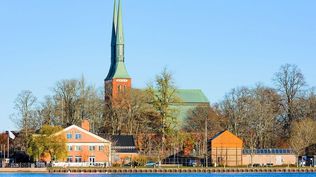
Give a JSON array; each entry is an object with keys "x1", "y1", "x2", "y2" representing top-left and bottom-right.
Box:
[{"x1": 0, "y1": 173, "x2": 315, "y2": 177}]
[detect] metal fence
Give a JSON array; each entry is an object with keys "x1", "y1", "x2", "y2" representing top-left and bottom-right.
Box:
[{"x1": 1, "y1": 162, "x2": 48, "y2": 168}]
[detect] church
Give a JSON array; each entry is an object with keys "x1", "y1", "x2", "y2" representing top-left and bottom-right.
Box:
[{"x1": 104, "y1": 0, "x2": 210, "y2": 125}]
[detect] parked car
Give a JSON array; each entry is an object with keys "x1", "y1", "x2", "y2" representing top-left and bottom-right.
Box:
[
  {"x1": 145, "y1": 161, "x2": 157, "y2": 167},
  {"x1": 188, "y1": 160, "x2": 198, "y2": 167},
  {"x1": 265, "y1": 163, "x2": 274, "y2": 167},
  {"x1": 253, "y1": 163, "x2": 261, "y2": 167}
]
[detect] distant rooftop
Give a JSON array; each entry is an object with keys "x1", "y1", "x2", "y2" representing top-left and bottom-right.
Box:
[
  {"x1": 243, "y1": 149, "x2": 293, "y2": 155},
  {"x1": 110, "y1": 135, "x2": 138, "y2": 154}
]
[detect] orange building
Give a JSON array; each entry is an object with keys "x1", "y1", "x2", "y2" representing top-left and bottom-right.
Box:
[
  {"x1": 53, "y1": 120, "x2": 111, "y2": 167},
  {"x1": 209, "y1": 130, "x2": 243, "y2": 167}
]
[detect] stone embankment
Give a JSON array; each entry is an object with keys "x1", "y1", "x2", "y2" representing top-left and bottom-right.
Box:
[
  {"x1": 0, "y1": 168, "x2": 48, "y2": 173},
  {"x1": 48, "y1": 167, "x2": 316, "y2": 173}
]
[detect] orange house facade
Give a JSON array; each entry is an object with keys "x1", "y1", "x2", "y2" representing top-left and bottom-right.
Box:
[
  {"x1": 209, "y1": 130, "x2": 243, "y2": 167},
  {"x1": 54, "y1": 121, "x2": 111, "y2": 167}
]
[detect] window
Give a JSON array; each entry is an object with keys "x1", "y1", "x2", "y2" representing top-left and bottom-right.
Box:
[
  {"x1": 89, "y1": 146, "x2": 96, "y2": 151},
  {"x1": 123, "y1": 85, "x2": 126, "y2": 93},
  {"x1": 75, "y1": 156, "x2": 82, "y2": 163},
  {"x1": 67, "y1": 156, "x2": 73, "y2": 162},
  {"x1": 75, "y1": 146, "x2": 82, "y2": 151},
  {"x1": 99, "y1": 145, "x2": 104, "y2": 151},
  {"x1": 118, "y1": 85, "x2": 122, "y2": 93},
  {"x1": 67, "y1": 145, "x2": 73, "y2": 151},
  {"x1": 66, "y1": 133, "x2": 72, "y2": 139},
  {"x1": 89, "y1": 156, "x2": 96, "y2": 165},
  {"x1": 75, "y1": 133, "x2": 82, "y2": 139}
]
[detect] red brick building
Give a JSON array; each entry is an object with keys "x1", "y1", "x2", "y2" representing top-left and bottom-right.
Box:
[{"x1": 54, "y1": 120, "x2": 111, "y2": 167}]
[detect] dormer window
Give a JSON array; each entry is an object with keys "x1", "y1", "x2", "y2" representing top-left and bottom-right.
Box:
[
  {"x1": 75, "y1": 133, "x2": 82, "y2": 139},
  {"x1": 66, "y1": 133, "x2": 72, "y2": 139}
]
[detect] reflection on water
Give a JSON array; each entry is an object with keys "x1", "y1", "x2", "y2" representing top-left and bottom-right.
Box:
[{"x1": 0, "y1": 173, "x2": 315, "y2": 177}]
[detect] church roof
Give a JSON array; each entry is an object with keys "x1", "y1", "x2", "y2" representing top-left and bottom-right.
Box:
[
  {"x1": 172, "y1": 89, "x2": 209, "y2": 125},
  {"x1": 176, "y1": 89, "x2": 209, "y2": 103},
  {"x1": 112, "y1": 62, "x2": 131, "y2": 79}
]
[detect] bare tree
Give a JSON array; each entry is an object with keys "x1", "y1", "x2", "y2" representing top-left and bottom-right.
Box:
[
  {"x1": 302, "y1": 88, "x2": 316, "y2": 121},
  {"x1": 251, "y1": 85, "x2": 281, "y2": 148},
  {"x1": 218, "y1": 85, "x2": 281, "y2": 150},
  {"x1": 37, "y1": 96, "x2": 55, "y2": 126},
  {"x1": 49, "y1": 77, "x2": 104, "y2": 129},
  {"x1": 184, "y1": 105, "x2": 225, "y2": 134},
  {"x1": 10, "y1": 90, "x2": 38, "y2": 150},
  {"x1": 218, "y1": 87, "x2": 251, "y2": 137},
  {"x1": 183, "y1": 105, "x2": 225, "y2": 155},
  {"x1": 53, "y1": 79, "x2": 80, "y2": 126},
  {"x1": 273, "y1": 64, "x2": 306, "y2": 136}
]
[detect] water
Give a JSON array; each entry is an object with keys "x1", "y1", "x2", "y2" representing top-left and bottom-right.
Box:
[{"x1": 0, "y1": 173, "x2": 315, "y2": 177}]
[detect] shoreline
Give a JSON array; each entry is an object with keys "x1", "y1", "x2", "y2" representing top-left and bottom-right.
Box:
[
  {"x1": 1, "y1": 167, "x2": 316, "y2": 174},
  {"x1": 47, "y1": 167, "x2": 316, "y2": 174}
]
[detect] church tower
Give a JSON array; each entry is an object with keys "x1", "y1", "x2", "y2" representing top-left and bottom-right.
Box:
[{"x1": 105, "y1": 0, "x2": 131, "y2": 99}]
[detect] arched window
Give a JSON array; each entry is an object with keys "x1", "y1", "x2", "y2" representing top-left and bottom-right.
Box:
[{"x1": 118, "y1": 85, "x2": 122, "y2": 93}]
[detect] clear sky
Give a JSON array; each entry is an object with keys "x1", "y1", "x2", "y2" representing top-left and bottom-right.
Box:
[{"x1": 1, "y1": 0, "x2": 315, "y2": 131}]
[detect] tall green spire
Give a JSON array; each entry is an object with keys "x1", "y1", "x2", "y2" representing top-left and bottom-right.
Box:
[
  {"x1": 105, "y1": 0, "x2": 130, "y2": 80},
  {"x1": 112, "y1": 0, "x2": 130, "y2": 79},
  {"x1": 111, "y1": 0, "x2": 117, "y2": 47},
  {"x1": 116, "y1": 0, "x2": 124, "y2": 46},
  {"x1": 106, "y1": 0, "x2": 117, "y2": 80}
]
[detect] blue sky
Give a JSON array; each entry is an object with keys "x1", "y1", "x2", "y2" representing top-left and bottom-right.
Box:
[{"x1": 0, "y1": 0, "x2": 315, "y2": 130}]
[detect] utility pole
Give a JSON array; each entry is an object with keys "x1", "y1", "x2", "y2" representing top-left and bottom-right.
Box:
[
  {"x1": 3, "y1": 144, "x2": 5, "y2": 159},
  {"x1": 7, "y1": 132, "x2": 9, "y2": 159},
  {"x1": 205, "y1": 117, "x2": 208, "y2": 168}
]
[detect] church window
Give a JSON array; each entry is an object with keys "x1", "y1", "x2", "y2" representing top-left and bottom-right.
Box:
[{"x1": 118, "y1": 85, "x2": 122, "y2": 93}]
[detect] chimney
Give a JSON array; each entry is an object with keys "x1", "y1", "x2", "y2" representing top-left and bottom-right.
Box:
[{"x1": 81, "y1": 119, "x2": 90, "y2": 132}]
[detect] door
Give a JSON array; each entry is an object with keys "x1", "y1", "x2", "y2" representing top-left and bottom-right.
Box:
[{"x1": 89, "y1": 156, "x2": 96, "y2": 166}]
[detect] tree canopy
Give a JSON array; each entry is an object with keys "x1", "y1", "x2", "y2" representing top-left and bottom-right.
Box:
[{"x1": 27, "y1": 125, "x2": 67, "y2": 162}]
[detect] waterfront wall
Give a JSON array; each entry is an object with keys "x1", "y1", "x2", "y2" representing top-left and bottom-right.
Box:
[{"x1": 48, "y1": 167, "x2": 316, "y2": 173}]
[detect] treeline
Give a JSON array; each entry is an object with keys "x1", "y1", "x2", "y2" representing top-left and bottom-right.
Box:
[
  {"x1": 10, "y1": 64, "x2": 316, "y2": 159},
  {"x1": 215, "y1": 64, "x2": 316, "y2": 151}
]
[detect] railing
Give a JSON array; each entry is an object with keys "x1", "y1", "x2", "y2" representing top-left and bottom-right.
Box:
[
  {"x1": 52, "y1": 162, "x2": 109, "y2": 168},
  {"x1": 1, "y1": 162, "x2": 48, "y2": 168}
]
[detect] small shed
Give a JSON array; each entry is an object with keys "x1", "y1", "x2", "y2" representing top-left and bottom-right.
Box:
[{"x1": 209, "y1": 130, "x2": 243, "y2": 167}]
